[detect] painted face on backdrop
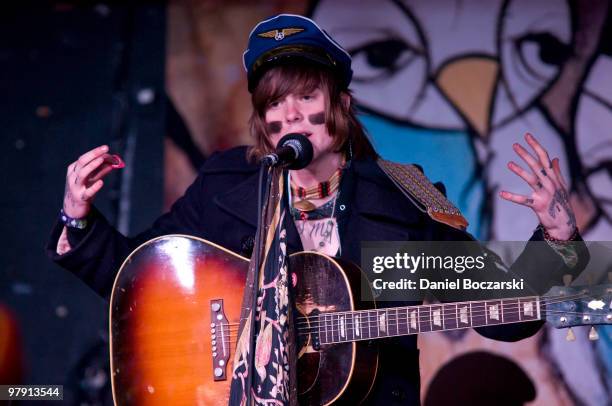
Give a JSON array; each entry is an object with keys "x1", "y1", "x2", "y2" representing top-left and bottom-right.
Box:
[
  {"x1": 311, "y1": 0, "x2": 573, "y2": 239},
  {"x1": 264, "y1": 88, "x2": 333, "y2": 164}
]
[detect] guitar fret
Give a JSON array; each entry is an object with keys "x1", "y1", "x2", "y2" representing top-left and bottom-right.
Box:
[
  {"x1": 420, "y1": 306, "x2": 432, "y2": 332},
  {"x1": 388, "y1": 309, "x2": 398, "y2": 336},
  {"x1": 519, "y1": 298, "x2": 538, "y2": 321},
  {"x1": 486, "y1": 300, "x2": 502, "y2": 325},
  {"x1": 372, "y1": 310, "x2": 379, "y2": 338},
  {"x1": 443, "y1": 303, "x2": 457, "y2": 330},
  {"x1": 334, "y1": 314, "x2": 340, "y2": 342},
  {"x1": 398, "y1": 308, "x2": 409, "y2": 335},
  {"x1": 406, "y1": 308, "x2": 419, "y2": 333},
  {"x1": 378, "y1": 310, "x2": 387, "y2": 337},
  {"x1": 469, "y1": 302, "x2": 473, "y2": 327},
  {"x1": 320, "y1": 314, "x2": 325, "y2": 344},
  {"x1": 458, "y1": 304, "x2": 469, "y2": 326},
  {"x1": 431, "y1": 305, "x2": 443, "y2": 331},
  {"x1": 395, "y1": 308, "x2": 400, "y2": 333},
  {"x1": 471, "y1": 302, "x2": 486, "y2": 327}
]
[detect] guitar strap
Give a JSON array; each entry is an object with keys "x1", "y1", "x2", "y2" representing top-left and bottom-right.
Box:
[{"x1": 377, "y1": 159, "x2": 469, "y2": 231}]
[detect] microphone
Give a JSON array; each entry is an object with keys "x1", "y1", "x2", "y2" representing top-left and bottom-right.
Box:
[{"x1": 261, "y1": 133, "x2": 313, "y2": 170}]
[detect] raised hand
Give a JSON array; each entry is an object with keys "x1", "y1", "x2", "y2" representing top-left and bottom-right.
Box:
[
  {"x1": 63, "y1": 145, "x2": 124, "y2": 219},
  {"x1": 500, "y1": 133, "x2": 577, "y2": 240}
]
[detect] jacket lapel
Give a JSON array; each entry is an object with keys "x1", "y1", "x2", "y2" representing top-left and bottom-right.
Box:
[{"x1": 213, "y1": 170, "x2": 304, "y2": 253}]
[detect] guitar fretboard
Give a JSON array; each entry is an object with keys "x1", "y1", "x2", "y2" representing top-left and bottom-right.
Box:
[{"x1": 317, "y1": 297, "x2": 541, "y2": 345}]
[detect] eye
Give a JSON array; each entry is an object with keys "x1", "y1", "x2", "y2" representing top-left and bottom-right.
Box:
[
  {"x1": 514, "y1": 32, "x2": 572, "y2": 80},
  {"x1": 349, "y1": 39, "x2": 419, "y2": 82},
  {"x1": 268, "y1": 100, "x2": 281, "y2": 109}
]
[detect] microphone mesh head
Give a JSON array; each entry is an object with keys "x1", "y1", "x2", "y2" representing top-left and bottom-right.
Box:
[{"x1": 277, "y1": 133, "x2": 313, "y2": 170}]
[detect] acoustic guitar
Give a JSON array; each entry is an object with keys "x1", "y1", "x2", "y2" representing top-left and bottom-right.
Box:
[{"x1": 109, "y1": 235, "x2": 611, "y2": 405}]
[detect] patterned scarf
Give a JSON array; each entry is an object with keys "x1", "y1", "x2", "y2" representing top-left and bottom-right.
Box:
[{"x1": 229, "y1": 167, "x2": 297, "y2": 405}]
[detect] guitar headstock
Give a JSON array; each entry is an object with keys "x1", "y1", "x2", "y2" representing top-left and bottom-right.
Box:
[{"x1": 544, "y1": 284, "x2": 612, "y2": 329}]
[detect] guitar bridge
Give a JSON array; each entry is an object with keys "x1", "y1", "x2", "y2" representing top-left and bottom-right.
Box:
[{"x1": 210, "y1": 299, "x2": 229, "y2": 381}]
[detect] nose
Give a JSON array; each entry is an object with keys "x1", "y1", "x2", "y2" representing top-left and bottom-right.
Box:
[{"x1": 284, "y1": 99, "x2": 303, "y2": 124}]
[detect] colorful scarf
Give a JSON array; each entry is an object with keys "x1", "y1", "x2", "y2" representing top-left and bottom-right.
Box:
[{"x1": 229, "y1": 168, "x2": 297, "y2": 405}]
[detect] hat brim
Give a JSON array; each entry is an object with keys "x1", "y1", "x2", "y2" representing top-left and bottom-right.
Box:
[{"x1": 248, "y1": 45, "x2": 339, "y2": 92}]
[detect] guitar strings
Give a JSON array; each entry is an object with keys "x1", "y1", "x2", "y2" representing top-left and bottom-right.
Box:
[
  {"x1": 217, "y1": 290, "x2": 595, "y2": 330},
  {"x1": 216, "y1": 309, "x2": 607, "y2": 347},
  {"x1": 218, "y1": 294, "x2": 600, "y2": 335},
  {"x1": 217, "y1": 309, "x2": 606, "y2": 342}
]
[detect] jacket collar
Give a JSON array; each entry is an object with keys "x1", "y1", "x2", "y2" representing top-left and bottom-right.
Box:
[{"x1": 214, "y1": 158, "x2": 424, "y2": 234}]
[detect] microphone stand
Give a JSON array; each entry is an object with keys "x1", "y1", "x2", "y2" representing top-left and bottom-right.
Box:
[{"x1": 245, "y1": 161, "x2": 273, "y2": 405}]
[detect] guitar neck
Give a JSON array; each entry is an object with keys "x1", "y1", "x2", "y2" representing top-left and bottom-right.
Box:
[{"x1": 316, "y1": 296, "x2": 542, "y2": 345}]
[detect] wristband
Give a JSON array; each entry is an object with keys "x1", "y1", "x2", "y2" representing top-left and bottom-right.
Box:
[
  {"x1": 539, "y1": 224, "x2": 579, "y2": 243},
  {"x1": 60, "y1": 208, "x2": 89, "y2": 230}
]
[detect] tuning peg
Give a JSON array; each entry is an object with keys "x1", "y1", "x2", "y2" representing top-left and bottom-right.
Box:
[
  {"x1": 563, "y1": 274, "x2": 572, "y2": 287},
  {"x1": 588, "y1": 327, "x2": 599, "y2": 341},
  {"x1": 566, "y1": 327, "x2": 576, "y2": 341}
]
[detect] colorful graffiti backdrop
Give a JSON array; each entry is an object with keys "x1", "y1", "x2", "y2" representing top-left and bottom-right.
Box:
[{"x1": 166, "y1": 0, "x2": 612, "y2": 404}]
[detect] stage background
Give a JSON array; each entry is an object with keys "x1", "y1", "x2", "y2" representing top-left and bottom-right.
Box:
[{"x1": 1, "y1": 1, "x2": 610, "y2": 404}]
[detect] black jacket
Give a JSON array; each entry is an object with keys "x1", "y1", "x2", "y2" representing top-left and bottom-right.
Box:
[{"x1": 47, "y1": 146, "x2": 588, "y2": 405}]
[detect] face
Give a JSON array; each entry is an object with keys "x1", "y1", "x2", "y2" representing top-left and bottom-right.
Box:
[{"x1": 264, "y1": 88, "x2": 334, "y2": 163}]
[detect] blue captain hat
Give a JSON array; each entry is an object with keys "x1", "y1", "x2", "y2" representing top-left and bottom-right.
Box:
[{"x1": 243, "y1": 14, "x2": 353, "y2": 92}]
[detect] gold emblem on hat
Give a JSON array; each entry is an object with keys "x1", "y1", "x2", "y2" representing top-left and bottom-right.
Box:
[{"x1": 258, "y1": 28, "x2": 304, "y2": 41}]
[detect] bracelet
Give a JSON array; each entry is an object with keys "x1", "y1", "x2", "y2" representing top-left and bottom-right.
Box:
[
  {"x1": 539, "y1": 224, "x2": 579, "y2": 243},
  {"x1": 60, "y1": 208, "x2": 89, "y2": 230}
]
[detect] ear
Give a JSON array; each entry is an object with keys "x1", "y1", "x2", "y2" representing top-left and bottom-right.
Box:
[{"x1": 340, "y1": 92, "x2": 351, "y2": 111}]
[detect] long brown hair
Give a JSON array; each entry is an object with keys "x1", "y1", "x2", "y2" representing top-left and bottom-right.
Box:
[{"x1": 247, "y1": 64, "x2": 378, "y2": 162}]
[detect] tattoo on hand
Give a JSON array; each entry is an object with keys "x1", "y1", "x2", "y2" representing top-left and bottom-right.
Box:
[
  {"x1": 540, "y1": 168, "x2": 547, "y2": 176},
  {"x1": 548, "y1": 189, "x2": 576, "y2": 228},
  {"x1": 526, "y1": 198, "x2": 534, "y2": 205}
]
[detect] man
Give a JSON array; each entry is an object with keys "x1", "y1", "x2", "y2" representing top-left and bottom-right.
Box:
[{"x1": 48, "y1": 14, "x2": 587, "y2": 405}]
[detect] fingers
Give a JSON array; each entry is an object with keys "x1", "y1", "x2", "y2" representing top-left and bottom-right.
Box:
[
  {"x1": 78, "y1": 156, "x2": 105, "y2": 184},
  {"x1": 512, "y1": 142, "x2": 555, "y2": 190},
  {"x1": 507, "y1": 161, "x2": 542, "y2": 191},
  {"x1": 89, "y1": 164, "x2": 114, "y2": 184},
  {"x1": 499, "y1": 190, "x2": 534, "y2": 207},
  {"x1": 525, "y1": 133, "x2": 552, "y2": 171},
  {"x1": 81, "y1": 180, "x2": 104, "y2": 202},
  {"x1": 552, "y1": 157, "x2": 568, "y2": 190},
  {"x1": 78, "y1": 145, "x2": 109, "y2": 168},
  {"x1": 67, "y1": 145, "x2": 109, "y2": 176}
]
